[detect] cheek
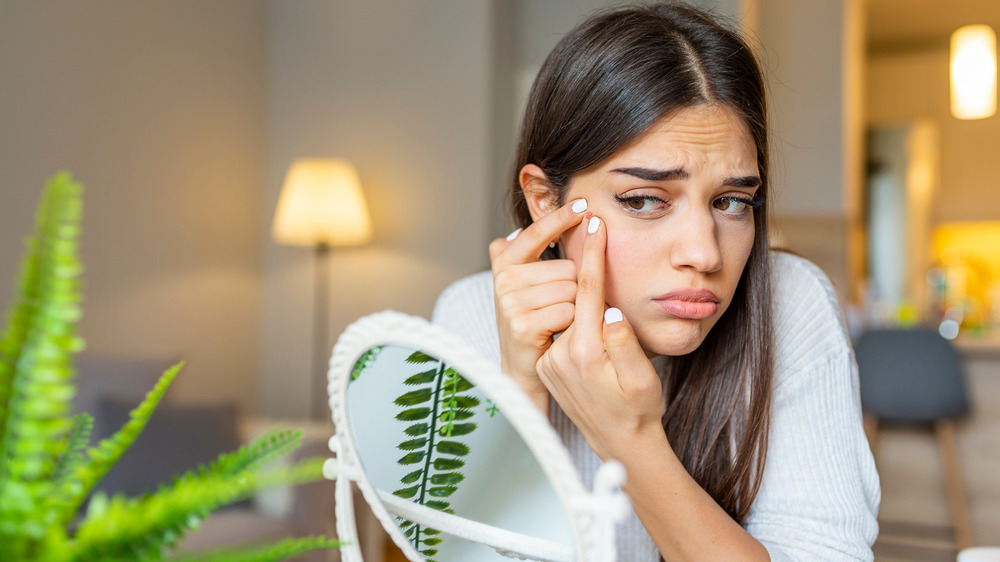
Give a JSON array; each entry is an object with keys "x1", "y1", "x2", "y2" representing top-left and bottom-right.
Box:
[
  {"x1": 560, "y1": 220, "x2": 646, "y2": 305},
  {"x1": 603, "y1": 227, "x2": 650, "y2": 303}
]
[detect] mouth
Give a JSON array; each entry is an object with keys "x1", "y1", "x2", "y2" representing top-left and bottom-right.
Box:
[{"x1": 652, "y1": 288, "x2": 720, "y2": 320}]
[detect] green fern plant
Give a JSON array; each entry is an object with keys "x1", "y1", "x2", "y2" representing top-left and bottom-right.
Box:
[
  {"x1": 0, "y1": 172, "x2": 339, "y2": 561},
  {"x1": 357, "y1": 350, "x2": 480, "y2": 562}
]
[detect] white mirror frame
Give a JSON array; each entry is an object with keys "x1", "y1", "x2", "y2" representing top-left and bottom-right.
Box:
[{"x1": 323, "y1": 310, "x2": 628, "y2": 562}]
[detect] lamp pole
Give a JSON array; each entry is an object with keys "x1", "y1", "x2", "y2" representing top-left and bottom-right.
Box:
[{"x1": 313, "y1": 242, "x2": 330, "y2": 419}]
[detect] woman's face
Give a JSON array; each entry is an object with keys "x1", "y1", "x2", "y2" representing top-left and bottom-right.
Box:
[{"x1": 531, "y1": 104, "x2": 759, "y2": 356}]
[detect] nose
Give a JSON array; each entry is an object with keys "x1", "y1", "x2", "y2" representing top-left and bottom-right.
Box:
[{"x1": 669, "y1": 207, "x2": 723, "y2": 273}]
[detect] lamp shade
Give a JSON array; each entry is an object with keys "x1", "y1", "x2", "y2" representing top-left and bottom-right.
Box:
[
  {"x1": 272, "y1": 158, "x2": 373, "y2": 247},
  {"x1": 951, "y1": 24, "x2": 997, "y2": 120}
]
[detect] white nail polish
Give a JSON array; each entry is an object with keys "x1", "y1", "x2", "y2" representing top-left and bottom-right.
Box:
[
  {"x1": 587, "y1": 216, "x2": 600, "y2": 234},
  {"x1": 572, "y1": 198, "x2": 588, "y2": 213},
  {"x1": 604, "y1": 308, "x2": 623, "y2": 324},
  {"x1": 506, "y1": 228, "x2": 522, "y2": 241}
]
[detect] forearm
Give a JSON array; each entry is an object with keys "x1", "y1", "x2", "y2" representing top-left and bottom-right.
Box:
[{"x1": 619, "y1": 428, "x2": 770, "y2": 562}]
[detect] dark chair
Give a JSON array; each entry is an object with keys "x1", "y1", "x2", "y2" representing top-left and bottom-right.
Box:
[{"x1": 855, "y1": 328, "x2": 975, "y2": 555}]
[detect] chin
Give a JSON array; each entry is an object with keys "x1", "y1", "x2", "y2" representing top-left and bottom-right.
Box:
[{"x1": 635, "y1": 322, "x2": 710, "y2": 357}]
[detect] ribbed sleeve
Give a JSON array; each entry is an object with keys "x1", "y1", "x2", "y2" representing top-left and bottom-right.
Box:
[{"x1": 431, "y1": 253, "x2": 881, "y2": 561}]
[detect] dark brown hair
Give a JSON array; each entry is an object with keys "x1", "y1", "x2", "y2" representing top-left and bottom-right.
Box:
[{"x1": 511, "y1": 2, "x2": 773, "y2": 524}]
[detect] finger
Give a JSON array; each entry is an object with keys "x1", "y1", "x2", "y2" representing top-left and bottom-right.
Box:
[
  {"x1": 573, "y1": 214, "x2": 608, "y2": 341},
  {"x1": 493, "y1": 260, "x2": 576, "y2": 295},
  {"x1": 509, "y1": 302, "x2": 575, "y2": 347},
  {"x1": 603, "y1": 308, "x2": 658, "y2": 396},
  {"x1": 496, "y1": 280, "x2": 577, "y2": 314},
  {"x1": 492, "y1": 198, "x2": 589, "y2": 269}
]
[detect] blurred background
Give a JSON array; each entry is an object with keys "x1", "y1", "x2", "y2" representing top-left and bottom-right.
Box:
[{"x1": 0, "y1": 0, "x2": 997, "y2": 559}]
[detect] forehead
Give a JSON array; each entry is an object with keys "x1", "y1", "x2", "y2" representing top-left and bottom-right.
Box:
[{"x1": 604, "y1": 104, "x2": 756, "y2": 169}]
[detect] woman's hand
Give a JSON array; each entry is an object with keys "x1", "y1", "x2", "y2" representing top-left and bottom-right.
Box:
[
  {"x1": 535, "y1": 215, "x2": 665, "y2": 460},
  {"x1": 489, "y1": 199, "x2": 589, "y2": 414}
]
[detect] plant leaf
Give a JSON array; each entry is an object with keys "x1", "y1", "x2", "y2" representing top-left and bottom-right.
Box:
[
  {"x1": 451, "y1": 396, "x2": 480, "y2": 409},
  {"x1": 395, "y1": 407, "x2": 431, "y2": 421},
  {"x1": 429, "y1": 472, "x2": 464, "y2": 486},
  {"x1": 404, "y1": 368, "x2": 436, "y2": 386},
  {"x1": 404, "y1": 351, "x2": 436, "y2": 364},
  {"x1": 72, "y1": 457, "x2": 325, "y2": 561},
  {"x1": 51, "y1": 412, "x2": 93, "y2": 483},
  {"x1": 400, "y1": 470, "x2": 422, "y2": 485},
  {"x1": 439, "y1": 422, "x2": 475, "y2": 437},
  {"x1": 210, "y1": 428, "x2": 302, "y2": 476},
  {"x1": 441, "y1": 409, "x2": 474, "y2": 422},
  {"x1": 0, "y1": 173, "x2": 85, "y2": 538},
  {"x1": 397, "y1": 452, "x2": 425, "y2": 465},
  {"x1": 435, "y1": 441, "x2": 469, "y2": 456},
  {"x1": 397, "y1": 438, "x2": 427, "y2": 451},
  {"x1": 392, "y1": 485, "x2": 420, "y2": 499},
  {"x1": 432, "y1": 458, "x2": 465, "y2": 471},
  {"x1": 394, "y1": 388, "x2": 432, "y2": 407},
  {"x1": 56, "y1": 361, "x2": 184, "y2": 525},
  {"x1": 403, "y1": 423, "x2": 429, "y2": 437},
  {"x1": 427, "y1": 486, "x2": 457, "y2": 498},
  {"x1": 351, "y1": 347, "x2": 382, "y2": 381},
  {"x1": 167, "y1": 535, "x2": 340, "y2": 562}
]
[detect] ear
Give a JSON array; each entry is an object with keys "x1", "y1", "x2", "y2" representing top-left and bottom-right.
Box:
[{"x1": 519, "y1": 164, "x2": 558, "y2": 222}]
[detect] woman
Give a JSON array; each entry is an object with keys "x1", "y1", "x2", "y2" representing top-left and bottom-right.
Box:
[{"x1": 434, "y1": 2, "x2": 880, "y2": 560}]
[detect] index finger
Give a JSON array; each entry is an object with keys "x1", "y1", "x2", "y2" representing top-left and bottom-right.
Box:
[
  {"x1": 574, "y1": 213, "x2": 608, "y2": 338},
  {"x1": 491, "y1": 198, "x2": 588, "y2": 268}
]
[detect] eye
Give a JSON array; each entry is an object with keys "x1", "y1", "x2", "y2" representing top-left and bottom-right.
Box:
[
  {"x1": 614, "y1": 193, "x2": 668, "y2": 216},
  {"x1": 713, "y1": 196, "x2": 760, "y2": 216}
]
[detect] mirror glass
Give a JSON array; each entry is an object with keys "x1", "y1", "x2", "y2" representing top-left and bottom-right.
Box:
[{"x1": 346, "y1": 344, "x2": 574, "y2": 561}]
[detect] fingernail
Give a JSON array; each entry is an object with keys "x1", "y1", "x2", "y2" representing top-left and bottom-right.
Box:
[
  {"x1": 571, "y1": 199, "x2": 588, "y2": 213},
  {"x1": 587, "y1": 216, "x2": 601, "y2": 234},
  {"x1": 604, "y1": 308, "x2": 623, "y2": 324},
  {"x1": 506, "y1": 228, "x2": 522, "y2": 241}
]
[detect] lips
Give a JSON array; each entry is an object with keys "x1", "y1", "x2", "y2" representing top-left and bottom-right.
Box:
[{"x1": 652, "y1": 288, "x2": 720, "y2": 320}]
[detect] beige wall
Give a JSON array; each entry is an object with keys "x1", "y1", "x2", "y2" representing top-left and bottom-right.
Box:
[
  {"x1": 868, "y1": 49, "x2": 1000, "y2": 223},
  {"x1": 0, "y1": 1, "x2": 268, "y2": 411},
  {"x1": 260, "y1": 1, "x2": 496, "y2": 418},
  {"x1": 758, "y1": 0, "x2": 864, "y2": 296}
]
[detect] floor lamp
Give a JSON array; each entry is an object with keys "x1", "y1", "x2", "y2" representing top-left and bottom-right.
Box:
[{"x1": 272, "y1": 158, "x2": 373, "y2": 419}]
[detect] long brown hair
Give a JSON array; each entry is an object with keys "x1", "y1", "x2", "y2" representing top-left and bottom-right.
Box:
[{"x1": 510, "y1": 2, "x2": 773, "y2": 524}]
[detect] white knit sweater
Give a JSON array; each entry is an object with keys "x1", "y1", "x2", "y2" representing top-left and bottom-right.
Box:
[{"x1": 432, "y1": 252, "x2": 880, "y2": 561}]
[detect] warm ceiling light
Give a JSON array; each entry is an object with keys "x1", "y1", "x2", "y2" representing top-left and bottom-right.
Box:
[
  {"x1": 272, "y1": 158, "x2": 373, "y2": 247},
  {"x1": 950, "y1": 24, "x2": 997, "y2": 120}
]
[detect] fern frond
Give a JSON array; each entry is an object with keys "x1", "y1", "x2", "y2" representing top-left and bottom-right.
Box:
[
  {"x1": 209, "y1": 428, "x2": 302, "y2": 477},
  {"x1": 0, "y1": 173, "x2": 84, "y2": 544},
  {"x1": 54, "y1": 361, "x2": 184, "y2": 525},
  {"x1": 51, "y1": 412, "x2": 93, "y2": 483},
  {"x1": 351, "y1": 346, "x2": 381, "y2": 380},
  {"x1": 168, "y1": 535, "x2": 340, "y2": 562},
  {"x1": 403, "y1": 351, "x2": 435, "y2": 364},
  {"x1": 72, "y1": 457, "x2": 326, "y2": 562}
]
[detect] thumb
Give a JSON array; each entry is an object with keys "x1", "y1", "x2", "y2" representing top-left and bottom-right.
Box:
[{"x1": 602, "y1": 308, "x2": 658, "y2": 396}]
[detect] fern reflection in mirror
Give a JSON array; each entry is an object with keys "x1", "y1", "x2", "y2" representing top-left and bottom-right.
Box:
[{"x1": 347, "y1": 345, "x2": 573, "y2": 561}]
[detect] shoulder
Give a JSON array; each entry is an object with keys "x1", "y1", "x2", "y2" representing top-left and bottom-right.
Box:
[
  {"x1": 432, "y1": 271, "x2": 501, "y2": 366},
  {"x1": 769, "y1": 251, "x2": 853, "y2": 381}
]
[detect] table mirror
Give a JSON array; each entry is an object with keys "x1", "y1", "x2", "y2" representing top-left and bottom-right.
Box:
[{"x1": 323, "y1": 310, "x2": 628, "y2": 562}]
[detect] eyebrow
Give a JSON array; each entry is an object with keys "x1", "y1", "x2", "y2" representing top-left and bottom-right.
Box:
[
  {"x1": 612, "y1": 167, "x2": 687, "y2": 181},
  {"x1": 611, "y1": 167, "x2": 761, "y2": 189}
]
